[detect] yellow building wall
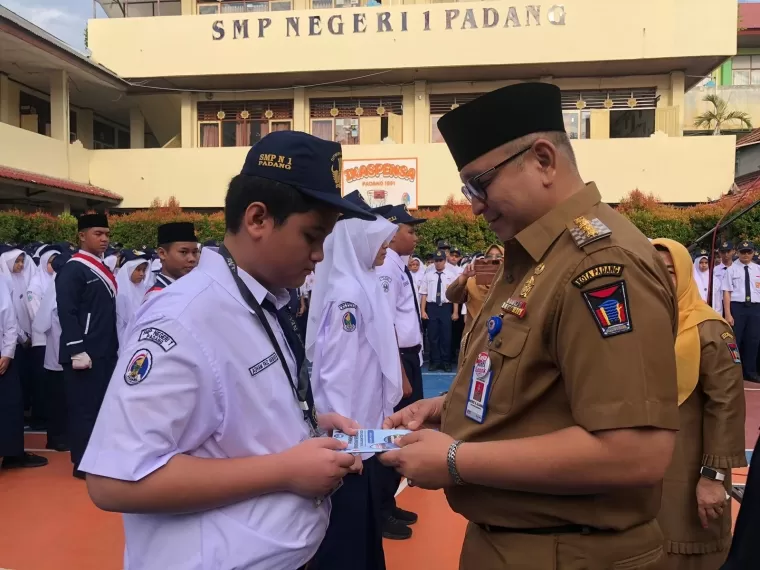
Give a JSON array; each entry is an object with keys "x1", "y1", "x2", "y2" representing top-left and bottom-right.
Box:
[
  {"x1": 0, "y1": 123, "x2": 90, "y2": 184},
  {"x1": 87, "y1": 0, "x2": 737, "y2": 79},
  {"x1": 87, "y1": 135, "x2": 736, "y2": 209}
]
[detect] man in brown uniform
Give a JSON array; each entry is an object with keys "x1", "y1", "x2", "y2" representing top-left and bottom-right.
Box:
[{"x1": 380, "y1": 83, "x2": 680, "y2": 569}]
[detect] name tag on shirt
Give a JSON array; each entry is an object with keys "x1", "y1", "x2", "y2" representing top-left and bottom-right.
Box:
[{"x1": 465, "y1": 352, "x2": 493, "y2": 424}]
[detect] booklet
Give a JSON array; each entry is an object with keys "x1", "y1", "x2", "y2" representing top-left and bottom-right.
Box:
[{"x1": 333, "y1": 429, "x2": 411, "y2": 453}]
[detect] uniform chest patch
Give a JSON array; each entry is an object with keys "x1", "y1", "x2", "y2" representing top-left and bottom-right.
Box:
[
  {"x1": 343, "y1": 311, "x2": 357, "y2": 332},
  {"x1": 338, "y1": 302, "x2": 357, "y2": 310},
  {"x1": 581, "y1": 280, "x2": 632, "y2": 338},
  {"x1": 726, "y1": 342, "x2": 741, "y2": 364},
  {"x1": 249, "y1": 353, "x2": 279, "y2": 376},
  {"x1": 124, "y1": 349, "x2": 153, "y2": 386}
]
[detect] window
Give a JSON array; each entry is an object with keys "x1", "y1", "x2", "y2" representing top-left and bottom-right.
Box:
[
  {"x1": 197, "y1": 0, "x2": 292, "y2": 13},
  {"x1": 94, "y1": 120, "x2": 117, "y2": 149},
  {"x1": 19, "y1": 91, "x2": 51, "y2": 137},
  {"x1": 429, "y1": 93, "x2": 483, "y2": 142},
  {"x1": 70, "y1": 111, "x2": 78, "y2": 143},
  {"x1": 310, "y1": 97, "x2": 403, "y2": 145},
  {"x1": 197, "y1": 100, "x2": 294, "y2": 147},
  {"x1": 562, "y1": 110, "x2": 591, "y2": 140},
  {"x1": 732, "y1": 56, "x2": 760, "y2": 86}
]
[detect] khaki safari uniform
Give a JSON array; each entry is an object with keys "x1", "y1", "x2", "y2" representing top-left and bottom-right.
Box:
[
  {"x1": 441, "y1": 183, "x2": 680, "y2": 570},
  {"x1": 658, "y1": 321, "x2": 747, "y2": 570}
]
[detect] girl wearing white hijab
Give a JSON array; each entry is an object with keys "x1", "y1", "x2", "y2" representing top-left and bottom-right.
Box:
[
  {"x1": 0, "y1": 247, "x2": 35, "y2": 345},
  {"x1": 27, "y1": 248, "x2": 59, "y2": 321},
  {"x1": 115, "y1": 251, "x2": 150, "y2": 349},
  {"x1": 306, "y1": 215, "x2": 402, "y2": 570},
  {"x1": 32, "y1": 251, "x2": 70, "y2": 451},
  {"x1": 693, "y1": 251, "x2": 710, "y2": 303}
]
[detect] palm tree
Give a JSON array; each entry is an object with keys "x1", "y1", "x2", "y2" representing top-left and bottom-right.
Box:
[{"x1": 694, "y1": 94, "x2": 753, "y2": 134}]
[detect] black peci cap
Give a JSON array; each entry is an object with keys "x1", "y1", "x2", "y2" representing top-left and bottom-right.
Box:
[
  {"x1": 78, "y1": 213, "x2": 109, "y2": 231},
  {"x1": 240, "y1": 131, "x2": 373, "y2": 221},
  {"x1": 437, "y1": 83, "x2": 565, "y2": 170},
  {"x1": 158, "y1": 222, "x2": 198, "y2": 245}
]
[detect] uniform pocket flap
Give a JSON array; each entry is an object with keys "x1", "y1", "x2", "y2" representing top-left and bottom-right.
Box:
[{"x1": 491, "y1": 325, "x2": 530, "y2": 358}]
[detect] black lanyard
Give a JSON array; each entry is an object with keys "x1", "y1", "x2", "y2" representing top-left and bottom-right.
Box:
[{"x1": 218, "y1": 245, "x2": 320, "y2": 436}]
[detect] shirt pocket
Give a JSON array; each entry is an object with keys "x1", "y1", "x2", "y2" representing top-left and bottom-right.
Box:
[{"x1": 486, "y1": 323, "x2": 530, "y2": 415}]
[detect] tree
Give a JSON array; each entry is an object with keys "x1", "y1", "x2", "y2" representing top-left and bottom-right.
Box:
[{"x1": 693, "y1": 94, "x2": 752, "y2": 134}]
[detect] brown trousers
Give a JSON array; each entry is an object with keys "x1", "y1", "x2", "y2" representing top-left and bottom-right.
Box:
[
  {"x1": 459, "y1": 520, "x2": 666, "y2": 570},
  {"x1": 664, "y1": 551, "x2": 727, "y2": 570}
]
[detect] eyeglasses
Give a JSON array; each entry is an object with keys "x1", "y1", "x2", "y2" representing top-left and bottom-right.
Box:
[{"x1": 461, "y1": 145, "x2": 532, "y2": 203}]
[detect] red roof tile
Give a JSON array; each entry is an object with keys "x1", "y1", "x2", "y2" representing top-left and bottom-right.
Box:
[
  {"x1": 740, "y1": 4, "x2": 760, "y2": 31},
  {"x1": 0, "y1": 166, "x2": 122, "y2": 202},
  {"x1": 736, "y1": 128, "x2": 760, "y2": 148}
]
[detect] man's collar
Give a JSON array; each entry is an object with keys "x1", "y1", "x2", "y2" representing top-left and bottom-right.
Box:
[
  {"x1": 199, "y1": 249, "x2": 290, "y2": 310},
  {"x1": 515, "y1": 182, "x2": 602, "y2": 262},
  {"x1": 77, "y1": 249, "x2": 103, "y2": 261},
  {"x1": 386, "y1": 248, "x2": 405, "y2": 269}
]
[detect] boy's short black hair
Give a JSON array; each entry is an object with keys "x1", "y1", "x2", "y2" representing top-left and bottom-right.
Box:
[{"x1": 225, "y1": 174, "x2": 327, "y2": 233}]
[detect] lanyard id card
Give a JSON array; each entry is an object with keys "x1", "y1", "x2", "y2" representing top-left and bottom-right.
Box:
[{"x1": 465, "y1": 351, "x2": 493, "y2": 424}]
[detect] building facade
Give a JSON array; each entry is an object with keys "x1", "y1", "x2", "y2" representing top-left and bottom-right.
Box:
[{"x1": 0, "y1": 0, "x2": 741, "y2": 211}]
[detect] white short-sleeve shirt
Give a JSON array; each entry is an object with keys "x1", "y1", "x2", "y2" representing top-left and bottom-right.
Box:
[
  {"x1": 722, "y1": 261, "x2": 760, "y2": 304},
  {"x1": 80, "y1": 249, "x2": 328, "y2": 570},
  {"x1": 419, "y1": 268, "x2": 457, "y2": 305},
  {"x1": 376, "y1": 249, "x2": 423, "y2": 349}
]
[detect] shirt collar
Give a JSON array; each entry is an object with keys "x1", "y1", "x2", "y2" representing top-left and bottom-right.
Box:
[
  {"x1": 385, "y1": 248, "x2": 405, "y2": 270},
  {"x1": 76, "y1": 249, "x2": 103, "y2": 261},
  {"x1": 199, "y1": 249, "x2": 290, "y2": 311},
  {"x1": 158, "y1": 273, "x2": 176, "y2": 284},
  {"x1": 514, "y1": 182, "x2": 602, "y2": 263}
]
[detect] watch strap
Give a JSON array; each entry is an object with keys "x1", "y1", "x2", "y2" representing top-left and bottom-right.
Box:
[
  {"x1": 447, "y1": 440, "x2": 465, "y2": 486},
  {"x1": 700, "y1": 466, "x2": 726, "y2": 482}
]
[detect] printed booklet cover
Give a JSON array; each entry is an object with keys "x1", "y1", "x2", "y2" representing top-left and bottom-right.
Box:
[{"x1": 333, "y1": 429, "x2": 411, "y2": 453}]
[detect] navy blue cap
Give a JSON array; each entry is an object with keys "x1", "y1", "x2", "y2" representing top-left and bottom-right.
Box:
[
  {"x1": 0, "y1": 244, "x2": 20, "y2": 256},
  {"x1": 240, "y1": 131, "x2": 374, "y2": 221},
  {"x1": 203, "y1": 239, "x2": 220, "y2": 248},
  {"x1": 377, "y1": 204, "x2": 425, "y2": 225},
  {"x1": 344, "y1": 190, "x2": 372, "y2": 212},
  {"x1": 437, "y1": 240, "x2": 451, "y2": 249},
  {"x1": 451, "y1": 248, "x2": 461, "y2": 255},
  {"x1": 51, "y1": 252, "x2": 70, "y2": 273},
  {"x1": 739, "y1": 240, "x2": 755, "y2": 252},
  {"x1": 119, "y1": 249, "x2": 149, "y2": 267},
  {"x1": 694, "y1": 249, "x2": 709, "y2": 259},
  {"x1": 719, "y1": 240, "x2": 734, "y2": 251},
  {"x1": 433, "y1": 250, "x2": 446, "y2": 261},
  {"x1": 39, "y1": 244, "x2": 64, "y2": 257}
]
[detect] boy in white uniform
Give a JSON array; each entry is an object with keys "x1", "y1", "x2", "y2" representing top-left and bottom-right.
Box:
[{"x1": 79, "y1": 131, "x2": 374, "y2": 570}]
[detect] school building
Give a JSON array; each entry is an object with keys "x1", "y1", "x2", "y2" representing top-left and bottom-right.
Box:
[{"x1": 0, "y1": 0, "x2": 741, "y2": 211}]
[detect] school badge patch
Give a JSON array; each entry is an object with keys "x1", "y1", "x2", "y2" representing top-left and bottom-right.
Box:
[
  {"x1": 342, "y1": 311, "x2": 357, "y2": 332},
  {"x1": 124, "y1": 349, "x2": 153, "y2": 386},
  {"x1": 581, "y1": 280, "x2": 632, "y2": 338},
  {"x1": 726, "y1": 341, "x2": 742, "y2": 364},
  {"x1": 379, "y1": 276, "x2": 391, "y2": 293}
]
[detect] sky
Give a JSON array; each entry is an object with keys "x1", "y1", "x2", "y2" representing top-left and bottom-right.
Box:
[{"x1": 0, "y1": 0, "x2": 106, "y2": 53}]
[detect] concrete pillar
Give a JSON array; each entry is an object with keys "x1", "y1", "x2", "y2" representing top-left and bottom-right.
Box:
[
  {"x1": 401, "y1": 84, "x2": 415, "y2": 145},
  {"x1": 293, "y1": 87, "x2": 306, "y2": 133},
  {"x1": 669, "y1": 71, "x2": 686, "y2": 134},
  {"x1": 413, "y1": 80, "x2": 428, "y2": 144},
  {"x1": 180, "y1": 92, "x2": 193, "y2": 148},
  {"x1": 181, "y1": 0, "x2": 194, "y2": 15},
  {"x1": 77, "y1": 108, "x2": 94, "y2": 149},
  {"x1": 49, "y1": 70, "x2": 70, "y2": 142},
  {"x1": 0, "y1": 73, "x2": 9, "y2": 124},
  {"x1": 130, "y1": 107, "x2": 145, "y2": 149}
]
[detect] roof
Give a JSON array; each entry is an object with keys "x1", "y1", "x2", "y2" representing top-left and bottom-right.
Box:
[
  {"x1": 0, "y1": 166, "x2": 122, "y2": 203},
  {"x1": 737, "y1": 128, "x2": 760, "y2": 148},
  {"x1": 0, "y1": 5, "x2": 127, "y2": 88}
]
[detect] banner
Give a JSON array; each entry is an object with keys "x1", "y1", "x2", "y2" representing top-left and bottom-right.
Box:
[{"x1": 342, "y1": 158, "x2": 418, "y2": 209}]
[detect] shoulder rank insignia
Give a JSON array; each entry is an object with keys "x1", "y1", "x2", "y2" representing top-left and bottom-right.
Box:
[
  {"x1": 721, "y1": 331, "x2": 734, "y2": 341},
  {"x1": 581, "y1": 280, "x2": 632, "y2": 338},
  {"x1": 569, "y1": 216, "x2": 612, "y2": 249}
]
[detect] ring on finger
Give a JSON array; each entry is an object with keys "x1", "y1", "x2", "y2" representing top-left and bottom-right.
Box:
[{"x1": 408, "y1": 480, "x2": 415, "y2": 487}]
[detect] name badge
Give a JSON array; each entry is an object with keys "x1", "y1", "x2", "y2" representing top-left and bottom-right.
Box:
[{"x1": 465, "y1": 352, "x2": 492, "y2": 424}]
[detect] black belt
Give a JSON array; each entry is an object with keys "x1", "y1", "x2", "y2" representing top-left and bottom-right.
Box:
[
  {"x1": 477, "y1": 523, "x2": 609, "y2": 535},
  {"x1": 399, "y1": 345, "x2": 421, "y2": 355}
]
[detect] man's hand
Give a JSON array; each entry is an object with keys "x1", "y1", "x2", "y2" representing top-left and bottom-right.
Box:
[
  {"x1": 421, "y1": 311, "x2": 429, "y2": 320},
  {"x1": 0, "y1": 356, "x2": 11, "y2": 375},
  {"x1": 317, "y1": 412, "x2": 360, "y2": 436},
  {"x1": 401, "y1": 365, "x2": 413, "y2": 398},
  {"x1": 378, "y1": 430, "x2": 455, "y2": 490},
  {"x1": 452, "y1": 312, "x2": 459, "y2": 321},
  {"x1": 726, "y1": 314, "x2": 735, "y2": 327},
  {"x1": 281, "y1": 437, "x2": 356, "y2": 498},
  {"x1": 696, "y1": 477, "x2": 728, "y2": 529},
  {"x1": 383, "y1": 396, "x2": 445, "y2": 431},
  {"x1": 71, "y1": 352, "x2": 93, "y2": 370}
]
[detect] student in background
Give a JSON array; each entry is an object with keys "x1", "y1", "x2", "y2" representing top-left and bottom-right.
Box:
[
  {"x1": 420, "y1": 250, "x2": 459, "y2": 372},
  {"x1": 307, "y1": 215, "x2": 401, "y2": 570},
  {"x1": 693, "y1": 249, "x2": 710, "y2": 303},
  {"x1": 32, "y1": 252, "x2": 71, "y2": 453},
  {"x1": 712, "y1": 241, "x2": 734, "y2": 315},
  {"x1": 115, "y1": 250, "x2": 150, "y2": 348},
  {"x1": 652, "y1": 238, "x2": 746, "y2": 570},
  {"x1": 143, "y1": 223, "x2": 199, "y2": 303}
]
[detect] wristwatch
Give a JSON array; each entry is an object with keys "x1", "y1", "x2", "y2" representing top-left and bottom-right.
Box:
[{"x1": 699, "y1": 466, "x2": 726, "y2": 482}]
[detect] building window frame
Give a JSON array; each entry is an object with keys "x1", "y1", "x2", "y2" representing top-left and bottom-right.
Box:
[
  {"x1": 197, "y1": 0, "x2": 293, "y2": 13},
  {"x1": 198, "y1": 118, "x2": 293, "y2": 147},
  {"x1": 732, "y1": 55, "x2": 760, "y2": 86},
  {"x1": 562, "y1": 110, "x2": 591, "y2": 140}
]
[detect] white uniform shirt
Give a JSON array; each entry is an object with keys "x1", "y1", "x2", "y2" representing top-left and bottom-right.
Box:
[
  {"x1": 32, "y1": 284, "x2": 62, "y2": 371},
  {"x1": 0, "y1": 282, "x2": 17, "y2": 359},
  {"x1": 712, "y1": 263, "x2": 731, "y2": 313},
  {"x1": 376, "y1": 249, "x2": 423, "y2": 350},
  {"x1": 420, "y1": 268, "x2": 457, "y2": 305},
  {"x1": 311, "y1": 302, "x2": 395, "y2": 458},
  {"x1": 79, "y1": 249, "x2": 328, "y2": 570},
  {"x1": 722, "y1": 261, "x2": 760, "y2": 303},
  {"x1": 424, "y1": 261, "x2": 460, "y2": 279}
]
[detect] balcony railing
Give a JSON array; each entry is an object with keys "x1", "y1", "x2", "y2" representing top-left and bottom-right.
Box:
[{"x1": 95, "y1": 0, "x2": 181, "y2": 18}]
